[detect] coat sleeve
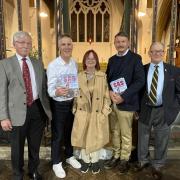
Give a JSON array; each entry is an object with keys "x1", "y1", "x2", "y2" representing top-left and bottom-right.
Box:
[
  {"x1": 102, "y1": 75, "x2": 112, "y2": 116},
  {"x1": 0, "y1": 61, "x2": 9, "y2": 120},
  {"x1": 105, "y1": 59, "x2": 113, "y2": 91},
  {"x1": 40, "y1": 60, "x2": 49, "y2": 98},
  {"x1": 175, "y1": 67, "x2": 180, "y2": 105},
  {"x1": 121, "y1": 57, "x2": 145, "y2": 103},
  {"x1": 72, "y1": 97, "x2": 77, "y2": 114},
  {"x1": 39, "y1": 60, "x2": 52, "y2": 120}
]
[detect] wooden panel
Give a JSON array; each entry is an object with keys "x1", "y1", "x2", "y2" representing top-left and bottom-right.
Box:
[
  {"x1": 0, "y1": 0, "x2": 6, "y2": 59},
  {"x1": 175, "y1": 47, "x2": 180, "y2": 67}
]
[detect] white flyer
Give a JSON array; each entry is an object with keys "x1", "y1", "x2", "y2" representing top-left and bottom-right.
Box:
[{"x1": 110, "y1": 77, "x2": 127, "y2": 94}]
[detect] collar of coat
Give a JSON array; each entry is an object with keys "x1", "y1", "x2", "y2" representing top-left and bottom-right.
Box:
[
  {"x1": 79, "y1": 70, "x2": 105, "y2": 77},
  {"x1": 78, "y1": 70, "x2": 105, "y2": 106}
]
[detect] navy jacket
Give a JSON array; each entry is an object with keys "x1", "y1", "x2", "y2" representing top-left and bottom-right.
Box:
[
  {"x1": 139, "y1": 63, "x2": 180, "y2": 126},
  {"x1": 106, "y1": 50, "x2": 145, "y2": 111}
]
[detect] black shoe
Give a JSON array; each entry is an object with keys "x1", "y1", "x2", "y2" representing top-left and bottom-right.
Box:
[
  {"x1": 92, "y1": 162, "x2": 100, "y2": 174},
  {"x1": 152, "y1": 167, "x2": 163, "y2": 180},
  {"x1": 104, "y1": 157, "x2": 120, "y2": 169},
  {"x1": 118, "y1": 160, "x2": 129, "y2": 174},
  {"x1": 28, "y1": 171, "x2": 42, "y2": 180},
  {"x1": 133, "y1": 162, "x2": 152, "y2": 172},
  {"x1": 81, "y1": 161, "x2": 90, "y2": 173}
]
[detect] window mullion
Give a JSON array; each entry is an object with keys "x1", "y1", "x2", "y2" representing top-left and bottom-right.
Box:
[
  {"x1": 94, "y1": 13, "x2": 96, "y2": 42},
  {"x1": 85, "y1": 13, "x2": 87, "y2": 42},
  {"x1": 102, "y1": 13, "x2": 104, "y2": 42},
  {"x1": 77, "y1": 13, "x2": 79, "y2": 42}
]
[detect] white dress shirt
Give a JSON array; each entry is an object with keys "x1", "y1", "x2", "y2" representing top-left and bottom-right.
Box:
[
  {"x1": 16, "y1": 53, "x2": 38, "y2": 100},
  {"x1": 117, "y1": 49, "x2": 129, "y2": 57},
  {"x1": 46, "y1": 56, "x2": 78, "y2": 102}
]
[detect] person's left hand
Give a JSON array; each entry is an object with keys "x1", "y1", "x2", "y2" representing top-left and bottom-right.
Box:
[{"x1": 113, "y1": 93, "x2": 124, "y2": 104}]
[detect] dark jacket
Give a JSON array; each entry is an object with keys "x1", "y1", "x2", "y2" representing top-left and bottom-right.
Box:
[
  {"x1": 139, "y1": 63, "x2": 180, "y2": 126},
  {"x1": 106, "y1": 50, "x2": 145, "y2": 111}
]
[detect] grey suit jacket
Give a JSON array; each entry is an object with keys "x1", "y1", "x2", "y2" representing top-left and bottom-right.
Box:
[{"x1": 0, "y1": 55, "x2": 52, "y2": 126}]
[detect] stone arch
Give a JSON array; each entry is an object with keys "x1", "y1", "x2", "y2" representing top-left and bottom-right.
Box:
[{"x1": 156, "y1": 0, "x2": 171, "y2": 41}]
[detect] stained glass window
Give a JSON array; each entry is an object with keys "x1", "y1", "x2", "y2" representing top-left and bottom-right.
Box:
[{"x1": 70, "y1": 0, "x2": 110, "y2": 42}]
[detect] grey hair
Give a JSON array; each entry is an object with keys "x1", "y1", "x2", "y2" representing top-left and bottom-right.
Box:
[
  {"x1": 58, "y1": 34, "x2": 72, "y2": 42},
  {"x1": 58, "y1": 34, "x2": 73, "y2": 50},
  {"x1": 13, "y1": 31, "x2": 32, "y2": 43},
  {"x1": 149, "y1": 42, "x2": 165, "y2": 50}
]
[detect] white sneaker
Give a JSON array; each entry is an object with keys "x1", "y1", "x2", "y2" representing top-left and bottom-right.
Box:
[
  {"x1": 66, "y1": 156, "x2": 81, "y2": 169},
  {"x1": 52, "y1": 162, "x2": 66, "y2": 178}
]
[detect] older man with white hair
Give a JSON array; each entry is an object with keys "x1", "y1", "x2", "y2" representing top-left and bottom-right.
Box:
[
  {"x1": 137, "y1": 42, "x2": 180, "y2": 176},
  {"x1": 0, "y1": 31, "x2": 51, "y2": 180}
]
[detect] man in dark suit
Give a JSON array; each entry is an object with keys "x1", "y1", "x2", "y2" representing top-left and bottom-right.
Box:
[
  {"x1": 138, "y1": 42, "x2": 180, "y2": 174},
  {"x1": 104, "y1": 32, "x2": 145, "y2": 173},
  {"x1": 0, "y1": 31, "x2": 51, "y2": 180}
]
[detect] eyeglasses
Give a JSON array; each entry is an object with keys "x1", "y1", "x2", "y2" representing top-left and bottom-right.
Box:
[
  {"x1": 86, "y1": 58, "x2": 96, "y2": 61},
  {"x1": 150, "y1": 50, "x2": 164, "y2": 55},
  {"x1": 15, "y1": 41, "x2": 32, "y2": 46}
]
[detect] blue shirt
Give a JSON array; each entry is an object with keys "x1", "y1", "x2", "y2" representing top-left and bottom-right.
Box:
[{"x1": 147, "y1": 61, "x2": 164, "y2": 106}]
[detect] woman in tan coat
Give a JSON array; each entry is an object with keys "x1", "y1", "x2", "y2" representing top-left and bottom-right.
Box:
[{"x1": 71, "y1": 50, "x2": 111, "y2": 174}]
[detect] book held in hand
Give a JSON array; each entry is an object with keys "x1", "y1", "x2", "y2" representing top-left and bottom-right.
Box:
[
  {"x1": 110, "y1": 77, "x2": 127, "y2": 94},
  {"x1": 56, "y1": 74, "x2": 79, "y2": 98}
]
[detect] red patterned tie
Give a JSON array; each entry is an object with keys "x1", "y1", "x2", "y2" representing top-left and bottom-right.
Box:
[{"x1": 22, "y1": 57, "x2": 33, "y2": 106}]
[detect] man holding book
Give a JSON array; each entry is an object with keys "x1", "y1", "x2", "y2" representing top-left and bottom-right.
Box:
[{"x1": 105, "y1": 32, "x2": 145, "y2": 173}]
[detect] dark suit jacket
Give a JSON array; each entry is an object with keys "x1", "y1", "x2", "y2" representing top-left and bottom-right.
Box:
[
  {"x1": 139, "y1": 62, "x2": 180, "y2": 126},
  {"x1": 0, "y1": 55, "x2": 52, "y2": 126}
]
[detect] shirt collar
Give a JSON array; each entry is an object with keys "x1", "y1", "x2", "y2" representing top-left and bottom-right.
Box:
[
  {"x1": 150, "y1": 60, "x2": 163, "y2": 70},
  {"x1": 16, "y1": 53, "x2": 30, "y2": 62},
  {"x1": 116, "y1": 49, "x2": 129, "y2": 57},
  {"x1": 58, "y1": 56, "x2": 73, "y2": 65}
]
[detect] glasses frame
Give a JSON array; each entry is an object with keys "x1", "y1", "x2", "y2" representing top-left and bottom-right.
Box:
[{"x1": 15, "y1": 41, "x2": 32, "y2": 47}]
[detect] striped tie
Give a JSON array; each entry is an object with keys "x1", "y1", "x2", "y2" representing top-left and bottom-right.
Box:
[{"x1": 149, "y1": 65, "x2": 159, "y2": 106}]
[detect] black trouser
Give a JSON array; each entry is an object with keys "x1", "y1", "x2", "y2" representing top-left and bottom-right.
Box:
[
  {"x1": 51, "y1": 99, "x2": 74, "y2": 164},
  {"x1": 10, "y1": 99, "x2": 46, "y2": 180}
]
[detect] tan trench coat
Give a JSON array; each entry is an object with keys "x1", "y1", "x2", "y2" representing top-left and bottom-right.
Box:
[{"x1": 71, "y1": 71, "x2": 112, "y2": 154}]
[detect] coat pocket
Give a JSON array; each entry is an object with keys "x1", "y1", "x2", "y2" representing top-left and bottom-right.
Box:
[{"x1": 102, "y1": 104, "x2": 112, "y2": 117}]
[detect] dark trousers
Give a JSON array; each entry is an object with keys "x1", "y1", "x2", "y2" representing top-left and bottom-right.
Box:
[
  {"x1": 51, "y1": 100, "x2": 74, "y2": 164},
  {"x1": 10, "y1": 100, "x2": 46, "y2": 180},
  {"x1": 138, "y1": 107, "x2": 170, "y2": 168}
]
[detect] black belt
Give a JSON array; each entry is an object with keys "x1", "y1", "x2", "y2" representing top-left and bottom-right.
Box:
[
  {"x1": 148, "y1": 104, "x2": 163, "y2": 108},
  {"x1": 27, "y1": 98, "x2": 41, "y2": 107},
  {"x1": 53, "y1": 99, "x2": 73, "y2": 105}
]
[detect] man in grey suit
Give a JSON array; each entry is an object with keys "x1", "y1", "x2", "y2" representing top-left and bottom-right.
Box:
[{"x1": 0, "y1": 31, "x2": 51, "y2": 180}]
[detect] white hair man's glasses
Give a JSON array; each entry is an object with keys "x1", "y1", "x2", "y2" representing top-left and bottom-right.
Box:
[
  {"x1": 150, "y1": 50, "x2": 164, "y2": 55},
  {"x1": 15, "y1": 41, "x2": 32, "y2": 47}
]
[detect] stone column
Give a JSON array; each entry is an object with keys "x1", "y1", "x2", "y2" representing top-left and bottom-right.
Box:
[
  {"x1": 62, "y1": 0, "x2": 70, "y2": 34},
  {"x1": 17, "y1": 0, "x2": 23, "y2": 31},
  {"x1": 120, "y1": 0, "x2": 132, "y2": 37},
  {"x1": 36, "y1": 0, "x2": 42, "y2": 61},
  {"x1": 152, "y1": 0, "x2": 158, "y2": 42}
]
